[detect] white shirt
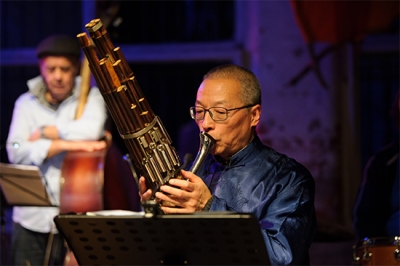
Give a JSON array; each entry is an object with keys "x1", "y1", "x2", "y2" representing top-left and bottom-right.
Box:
[{"x1": 6, "y1": 75, "x2": 107, "y2": 233}]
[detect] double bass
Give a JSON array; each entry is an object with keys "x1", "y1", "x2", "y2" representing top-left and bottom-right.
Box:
[{"x1": 59, "y1": 56, "x2": 109, "y2": 215}]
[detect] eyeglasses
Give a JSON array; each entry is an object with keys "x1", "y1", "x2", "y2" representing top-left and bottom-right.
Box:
[{"x1": 189, "y1": 104, "x2": 255, "y2": 122}]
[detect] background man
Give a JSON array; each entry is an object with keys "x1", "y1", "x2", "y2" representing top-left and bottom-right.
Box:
[{"x1": 6, "y1": 35, "x2": 108, "y2": 265}]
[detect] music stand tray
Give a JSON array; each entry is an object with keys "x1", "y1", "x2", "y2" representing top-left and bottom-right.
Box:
[
  {"x1": 0, "y1": 162, "x2": 56, "y2": 207},
  {"x1": 54, "y1": 212, "x2": 270, "y2": 265}
]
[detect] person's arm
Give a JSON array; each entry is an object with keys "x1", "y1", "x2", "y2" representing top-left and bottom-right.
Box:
[
  {"x1": 263, "y1": 179, "x2": 316, "y2": 265},
  {"x1": 31, "y1": 86, "x2": 107, "y2": 159},
  {"x1": 29, "y1": 125, "x2": 59, "y2": 141},
  {"x1": 28, "y1": 125, "x2": 107, "y2": 159},
  {"x1": 7, "y1": 94, "x2": 49, "y2": 165},
  {"x1": 209, "y1": 167, "x2": 316, "y2": 265},
  {"x1": 7, "y1": 87, "x2": 108, "y2": 165},
  {"x1": 46, "y1": 139, "x2": 106, "y2": 158}
]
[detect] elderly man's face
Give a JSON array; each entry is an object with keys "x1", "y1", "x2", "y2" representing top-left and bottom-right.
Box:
[
  {"x1": 195, "y1": 78, "x2": 260, "y2": 159},
  {"x1": 39, "y1": 56, "x2": 78, "y2": 104}
]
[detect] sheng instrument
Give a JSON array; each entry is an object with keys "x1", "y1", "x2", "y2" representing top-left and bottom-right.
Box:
[{"x1": 77, "y1": 19, "x2": 214, "y2": 200}]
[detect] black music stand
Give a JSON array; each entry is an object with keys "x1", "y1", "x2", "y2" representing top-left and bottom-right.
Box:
[
  {"x1": 54, "y1": 212, "x2": 270, "y2": 265},
  {"x1": 0, "y1": 162, "x2": 56, "y2": 207}
]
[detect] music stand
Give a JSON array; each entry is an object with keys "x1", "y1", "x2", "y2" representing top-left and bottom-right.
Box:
[
  {"x1": 0, "y1": 163, "x2": 56, "y2": 207},
  {"x1": 54, "y1": 212, "x2": 270, "y2": 265}
]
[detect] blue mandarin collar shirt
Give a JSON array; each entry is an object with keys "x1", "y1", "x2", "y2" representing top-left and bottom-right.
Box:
[{"x1": 194, "y1": 135, "x2": 317, "y2": 265}]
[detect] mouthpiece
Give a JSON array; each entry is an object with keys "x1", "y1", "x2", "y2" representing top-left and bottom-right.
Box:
[{"x1": 189, "y1": 132, "x2": 215, "y2": 174}]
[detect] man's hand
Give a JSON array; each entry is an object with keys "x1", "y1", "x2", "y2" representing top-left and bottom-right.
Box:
[
  {"x1": 28, "y1": 128, "x2": 42, "y2": 141},
  {"x1": 156, "y1": 170, "x2": 212, "y2": 213},
  {"x1": 29, "y1": 125, "x2": 59, "y2": 141}
]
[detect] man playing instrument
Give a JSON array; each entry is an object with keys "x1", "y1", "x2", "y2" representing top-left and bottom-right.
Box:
[
  {"x1": 6, "y1": 35, "x2": 108, "y2": 265},
  {"x1": 139, "y1": 64, "x2": 317, "y2": 265}
]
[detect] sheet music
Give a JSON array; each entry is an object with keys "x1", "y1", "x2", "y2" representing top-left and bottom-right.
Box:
[
  {"x1": 86, "y1": 209, "x2": 145, "y2": 216},
  {"x1": 0, "y1": 162, "x2": 56, "y2": 207}
]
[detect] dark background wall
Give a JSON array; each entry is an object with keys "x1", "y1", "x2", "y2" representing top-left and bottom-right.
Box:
[
  {"x1": 1, "y1": 1, "x2": 398, "y2": 169},
  {"x1": 0, "y1": 1, "x2": 235, "y2": 161}
]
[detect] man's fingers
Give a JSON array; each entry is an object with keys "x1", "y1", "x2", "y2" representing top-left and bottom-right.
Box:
[
  {"x1": 159, "y1": 184, "x2": 189, "y2": 196},
  {"x1": 168, "y1": 178, "x2": 193, "y2": 192}
]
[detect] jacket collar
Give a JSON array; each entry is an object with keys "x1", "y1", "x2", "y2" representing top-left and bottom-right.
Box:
[{"x1": 214, "y1": 135, "x2": 261, "y2": 167}]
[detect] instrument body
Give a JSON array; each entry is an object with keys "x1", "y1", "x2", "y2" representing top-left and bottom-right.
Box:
[
  {"x1": 353, "y1": 236, "x2": 400, "y2": 265},
  {"x1": 77, "y1": 19, "x2": 214, "y2": 196},
  {"x1": 60, "y1": 149, "x2": 106, "y2": 214}
]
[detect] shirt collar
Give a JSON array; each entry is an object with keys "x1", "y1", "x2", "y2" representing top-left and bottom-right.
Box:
[{"x1": 29, "y1": 76, "x2": 77, "y2": 111}]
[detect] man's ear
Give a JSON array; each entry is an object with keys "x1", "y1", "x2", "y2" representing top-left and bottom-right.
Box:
[{"x1": 250, "y1": 104, "x2": 261, "y2": 127}]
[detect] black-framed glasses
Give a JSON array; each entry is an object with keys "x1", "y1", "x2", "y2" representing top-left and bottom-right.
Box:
[{"x1": 189, "y1": 104, "x2": 255, "y2": 122}]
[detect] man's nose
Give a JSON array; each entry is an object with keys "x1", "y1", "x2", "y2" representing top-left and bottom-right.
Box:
[
  {"x1": 201, "y1": 110, "x2": 215, "y2": 130},
  {"x1": 53, "y1": 69, "x2": 63, "y2": 80}
]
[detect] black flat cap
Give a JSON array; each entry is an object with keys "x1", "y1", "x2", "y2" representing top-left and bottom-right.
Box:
[{"x1": 36, "y1": 35, "x2": 81, "y2": 59}]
